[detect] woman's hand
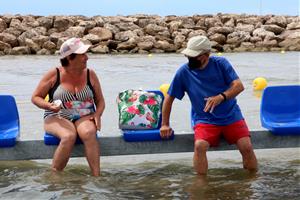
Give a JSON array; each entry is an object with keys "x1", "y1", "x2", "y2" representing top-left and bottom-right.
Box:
[
  {"x1": 90, "y1": 113, "x2": 101, "y2": 131},
  {"x1": 48, "y1": 102, "x2": 61, "y2": 113}
]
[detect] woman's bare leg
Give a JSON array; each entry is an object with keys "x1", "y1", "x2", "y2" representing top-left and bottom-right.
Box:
[
  {"x1": 75, "y1": 116, "x2": 100, "y2": 176},
  {"x1": 44, "y1": 116, "x2": 77, "y2": 171}
]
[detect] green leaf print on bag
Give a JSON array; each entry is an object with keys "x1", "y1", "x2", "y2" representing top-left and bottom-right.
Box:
[{"x1": 117, "y1": 89, "x2": 163, "y2": 130}]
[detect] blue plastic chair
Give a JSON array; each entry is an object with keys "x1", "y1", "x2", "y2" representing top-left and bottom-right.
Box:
[
  {"x1": 44, "y1": 132, "x2": 85, "y2": 145},
  {"x1": 260, "y1": 85, "x2": 300, "y2": 135},
  {"x1": 121, "y1": 90, "x2": 174, "y2": 142},
  {"x1": 0, "y1": 95, "x2": 20, "y2": 147},
  {"x1": 44, "y1": 132, "x2": 100, "y2": 145}
]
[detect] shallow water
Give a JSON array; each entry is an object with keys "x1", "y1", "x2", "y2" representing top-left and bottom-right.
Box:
[
  {"x1": 0, "y1": 52, "x2": 299, "y2": 199},
  {"x1": 0, "y1": 149, "x2": 299, "y2": 199}
]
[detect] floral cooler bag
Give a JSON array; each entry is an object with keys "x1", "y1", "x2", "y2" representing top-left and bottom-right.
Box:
[{"x1": 117, "y1": 89, "x2": 163, "y2": 130}]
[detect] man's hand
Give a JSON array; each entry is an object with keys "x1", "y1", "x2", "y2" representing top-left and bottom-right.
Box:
[
  {"x1": 203, "y1": 94, "x2": 224, "y2": 113},
  {"x1": 160, "y1": 125, "x2": 173, "y2": 139}
]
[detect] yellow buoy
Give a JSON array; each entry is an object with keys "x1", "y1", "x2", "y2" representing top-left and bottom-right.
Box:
[
  {"x1": 252, "y1": 77, "x2": 267, "y2": 91},
  {"x1": 45, "y1": 94, "x2": 49, "y2": 102},
  {"x1": 148, "y1": 54, "x2": 153, "y2": 57},
  {"x1": 159, "y1": 83, "x2": 170, "y2": 97},
  {"x1": 280, "y1": 50, "x2": 285, "y2": 54}
]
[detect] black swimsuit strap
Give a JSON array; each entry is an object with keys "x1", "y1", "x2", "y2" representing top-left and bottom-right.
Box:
[
  {"x1": 48, "y1": 68, "x2": 60, "y2": 101},
  {"x1": 87, "y1": 69, "x2": 96, "y2": 100}
]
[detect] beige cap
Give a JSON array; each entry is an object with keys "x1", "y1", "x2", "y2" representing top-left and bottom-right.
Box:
[
  {"x1": 59, "y1": 38, "x2": 91, "y2": 59},
  {"x1": 181, "y1": 35, "x2": 211, "y2": 57}
]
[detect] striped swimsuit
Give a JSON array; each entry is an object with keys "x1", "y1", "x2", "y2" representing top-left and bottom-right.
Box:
[{"x1": 44, "y1": 68, "x2": 96, "y2": 122}]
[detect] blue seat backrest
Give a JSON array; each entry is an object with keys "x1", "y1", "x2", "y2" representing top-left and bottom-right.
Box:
[
  {"x1": 0, "y1": 95, "x2": 20, "y2": 130},
  {"x1": 261, "y1": 85, "x2": 300, "y2": 122}
]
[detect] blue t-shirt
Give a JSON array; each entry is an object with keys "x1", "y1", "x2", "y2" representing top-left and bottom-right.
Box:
[{"x1": 168, "y1": 56, "x2": 244, "y2": 125}]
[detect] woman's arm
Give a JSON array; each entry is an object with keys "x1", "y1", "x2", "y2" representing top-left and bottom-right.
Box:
[
  {"x1": 31, "y1": 68, "x2": 60, "y2": 112},
  {"x1": 89, "y1": 69, "x2": 105, "y2": 130}
]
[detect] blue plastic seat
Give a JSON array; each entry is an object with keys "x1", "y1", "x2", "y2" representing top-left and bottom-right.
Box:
[
  {"x1": 44, "y1": 132, "x2": 100, "y2": 145},
  {"x1": 0, "y1": 95, "x2": 20, "y2": 147},
  {"x1": 260, "y1": 85, "x2": 300, "y2": 135},
  {"x1": 121, "y1": 90, "x2": 174, "y2": 142}
]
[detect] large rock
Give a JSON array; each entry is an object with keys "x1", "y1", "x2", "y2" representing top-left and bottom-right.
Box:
[
  {"x1": 154, "y1": 40, "x2": 176, "y2": 52},
  {"x1": 25, "y1": 38, "x2": 41, "y2": 53},
  {"x1": 53, "y1": 16, "x2": 74, "y2": 32},
  {"x1": 253, "y1": 28, "x2": 275, "y2": 40},
  {"x1": 0, "y1": 33, "x2": 18, "y2": 47},
  {"x1": 89, "y1": 27, "x2": 113, "y2": 41},
  {"x1": 0, "y1": 41, "x2": 11, "y2": 51},
  {"x1": 64, "y1": 26, "x2": 85, "y2": 38},
  {"x1": 32, "y1": 35, "x2": 50, "y2": 47},
  {"x1": 0, "y1": 18, "x2": 7, "y2": 33},
  {"x1": 173, "y1": 34, "x2": 186, "y2": 48},
  {"x1": 137, "y1": 41, "x2": 153, "y2": 51},
  {"x1": 115, "y1": 22, "x2": 140, "y2": 31},
  {"x1": 236, "y1": 16, "x2": 261, "y2": 25},
  {"x1": 77, "y1": 20, "x2": 96, "y2": 32},
  {"x1": 205, "y1": 16, "x2": 223, "y2": 28},
  {"x1": 83, "y1": 34, "x2": 101, "y2": 44},
  {"x1": 42, "y1": 41, "x2": 57, "y2": 51},
  {"x1": 3, "y1": 27, "x2": 22, "y2": 37},
  {"x1": 91, "y1": 16, "x2": 105, "y2": 27},
  {"x1": 209, "y1": 33, "x2": 226, "y2": 44},
  {"x1": 227, "y1": 31, "x2": 251, "y2": 45},
  {"x1": 265, "y1": 16, "x2": 287, "y2": 28},
  {"x1": 278, "y1": 30, "x2": 300, "y2": 50},
  {"x1": 207, "y1": 26, "x2": 234, "y2": 36},
  {"x1": 22, "y1": 16, "x2": 40, "y2": 28},
  {"x1": 287, "y1": 21, "x2": 300, "y2": 30},
  {"x1": 10, "y1": 18, "x2": 28, "y2": 32},
  {"x1": 168, "y1": 20, "x2": 183, "y2": 33},
  {"x1": 235, "y1": 23, "x2": 255, "y2": 33},
  {"x1": 144, "y1": 24, "x2": 168, "y2": 36},
  {"x1": 117, "y1": 38, "x2": 137, "y2": 50},
  {"x1": 262, "y1": 25, "x2": 285, "y2": 35},
  {"x1": 103, "y1": 23, "x2": 119, "y2": 35},
  {"x1": 10, "y1": 46, "x2": 31, "y2": 55},
  {"x1": 90, "y1": 45, "x2": 109, "y2": 53},
  {"x1": 115, "y1": 30, "x2": 137, "y2": 42},
  {"x1": 18, "y1": 29, "x2": 41, "y2": 46},
  {"x1": 37, "y1": 16, "x2": 54, "y2": 30}
]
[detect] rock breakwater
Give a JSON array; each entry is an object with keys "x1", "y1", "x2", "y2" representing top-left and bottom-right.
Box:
[{"x1": 0, "y1": 14, "x2": 299, "y2": 55}]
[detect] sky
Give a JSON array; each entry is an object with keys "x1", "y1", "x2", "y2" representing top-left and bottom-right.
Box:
[{"x1": 0, "y1": 0, "x2": 299, "y2": 17}]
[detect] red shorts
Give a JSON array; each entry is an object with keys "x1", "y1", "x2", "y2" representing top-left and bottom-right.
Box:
[{"x1": 193, "y1": 119, "x2": 250, "y2": 147}]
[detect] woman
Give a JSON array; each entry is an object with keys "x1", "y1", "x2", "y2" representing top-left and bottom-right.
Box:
[{"x1": 32, "y1": 38, "x2": 105, "y2": 176}]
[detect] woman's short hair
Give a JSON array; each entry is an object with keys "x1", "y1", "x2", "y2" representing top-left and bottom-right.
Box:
[{"x1": 60, "y1": 53, "x2": 77, "y2": 67}]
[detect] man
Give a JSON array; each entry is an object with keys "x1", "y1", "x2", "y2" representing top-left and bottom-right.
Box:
[{"x1": 160, "y1": 35, "x2": 257, "y2": 175}]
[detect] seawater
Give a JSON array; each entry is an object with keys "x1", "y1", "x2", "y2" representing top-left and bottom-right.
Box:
[{"x1": 0, "y1": 52, "x2": 299, "y2": 199}]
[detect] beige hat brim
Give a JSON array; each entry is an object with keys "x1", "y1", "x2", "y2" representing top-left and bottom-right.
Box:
[{"x1": 181, "y1": 48, "x2": 202, "y2": 57}]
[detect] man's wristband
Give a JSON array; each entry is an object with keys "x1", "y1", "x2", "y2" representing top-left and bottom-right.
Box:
[{"x1": 220, "y1": 92, "x2": 227, "y2": 101}]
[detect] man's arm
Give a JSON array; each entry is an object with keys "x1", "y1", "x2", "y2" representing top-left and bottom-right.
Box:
[
  {"x1": 222, "y1": 79, "x2": 244, "y2": 100},
  {"x1": 160, "y1": 94, "x2": 175, "y2": 138}
]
